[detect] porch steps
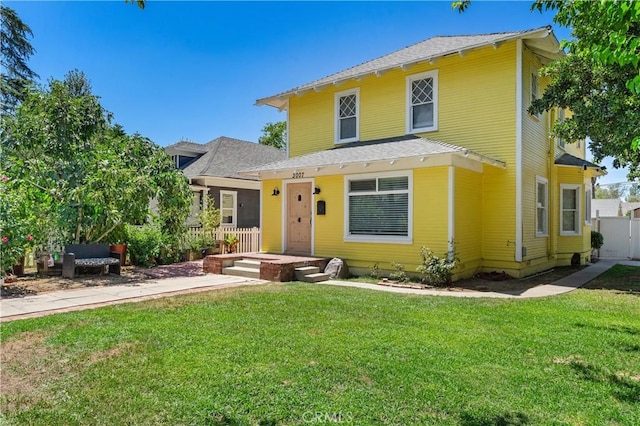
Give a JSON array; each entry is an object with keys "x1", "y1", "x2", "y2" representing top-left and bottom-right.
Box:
[
  {"x1": 295, "y1": 266, "x2": 330, "y2": 283},
  {"x1": 222, "y1": 259, "x2": 261, "y2": 279}
]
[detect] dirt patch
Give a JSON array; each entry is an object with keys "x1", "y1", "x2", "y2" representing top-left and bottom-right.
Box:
[
  {"x1": 1, "y1": 261, "x2": 205, "y2": 299},
  {"x1": 0, "y1": 330, "x2": 64, "y2": 411}
]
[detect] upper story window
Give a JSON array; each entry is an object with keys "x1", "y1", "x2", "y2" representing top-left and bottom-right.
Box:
[
  {"x1": 530, "y1": 67, "x2": 540, "y2": 119},
  {"x1": 407, "y1": 70, "x2": 438, "y2": 133},
  {"x1": 335, "y1": 88, "x2": 359, "y2": 143},
  {"x1": 220, "y1": 190, "x2": 237, "y2": 227},
  {"x1": 560, "y1": 184, "x2": 581, "y2": 235},
  {"x1": 344, "y1": 171, "x2": 413, "y2": 244}
]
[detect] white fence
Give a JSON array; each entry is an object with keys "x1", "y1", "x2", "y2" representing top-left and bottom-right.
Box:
[{"x1": 186, "y1": 227, "x2": 260, "y2": 254}]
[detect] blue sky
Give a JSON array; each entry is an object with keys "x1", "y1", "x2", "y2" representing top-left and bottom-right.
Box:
[{"x1": 7, "y1": 1, "x2": 629, "y2": 183}]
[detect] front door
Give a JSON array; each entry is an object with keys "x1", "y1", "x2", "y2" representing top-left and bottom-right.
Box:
[{"x1": 286, "y1": 182, "x2": 312, "y2": 254}]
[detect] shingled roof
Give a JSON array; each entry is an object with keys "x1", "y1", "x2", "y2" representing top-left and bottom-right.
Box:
[
  {"x1": 241, "y1": 134, "x2": 504, "y2": 174},
  {"x1": 257, "y1": 26, "x2": 561, "y2": 109},
  {"x1": 178, "y1": 136, "x2": 286, "y2": 181}
]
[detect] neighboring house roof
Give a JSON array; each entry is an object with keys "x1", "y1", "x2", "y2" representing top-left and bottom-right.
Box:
[
  {"x1": 241, "y1": 134, "x2": 504, "y2": 174},
  {"x1": 165, "y1": 141, "x2": 210, "y2": 155},
  {"x1": 555, "y1": 153, "x2": 605, "y2": 171},
  {"x1": 179, "y1": 136, "x2": 286, "y2": 181},
  {"x1": 257, "y1": 26, "x2": 562, "y2": 109},
  {"x1": 592, "y1": 199, "x2": 640, "y2": 217}
]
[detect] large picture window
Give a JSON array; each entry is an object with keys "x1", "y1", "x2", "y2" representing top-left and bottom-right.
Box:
[
  {"x1": 345, "y1": 172, "x2": 412, "y2": 243},
  {"x1": 560, "y1": 184, "x2": 581, "y2": 235},
  {"x1": 536, "y1": 177, "x2": 548, "y2": 237},
  {"x1": 335, "y1": 89, "x2": 359, "y2": 143},
  {"x1": 407, "y1": 70, "x2": 438, "y2": 133}
]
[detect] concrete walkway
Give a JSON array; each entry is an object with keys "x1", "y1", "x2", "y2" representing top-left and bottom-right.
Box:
[{"x1": 1, "y1": 259, "x2": 637, "y2": 321}]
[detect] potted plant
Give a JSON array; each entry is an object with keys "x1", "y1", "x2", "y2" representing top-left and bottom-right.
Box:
[
  {"x1": 590, "y1": 230, "x2": 604, "y2": 262},
  {"x1": 108, "y1": 224, "x2": 128, "y2": 266},
  {"x1": 183, "y1": 234, "x2": 202, "y2": 261},
  {"x1": 223, "y1": 234, "x2": 239, "y2": 254}
]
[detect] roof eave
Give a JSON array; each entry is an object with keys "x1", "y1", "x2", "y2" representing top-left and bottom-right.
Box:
[{"x1": 256, "y1": 27, "x2": 558, "y2": 110}]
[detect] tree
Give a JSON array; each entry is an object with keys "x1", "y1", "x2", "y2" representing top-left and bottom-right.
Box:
[
  {"x1": 454, "y1": 0, "x2": 640, "y2": 181},
  {"x1": 0, "y1": 5, "x2": 37, "y2": 115},
  {"x1": 627, "y1": 183, "x2": 640, "y2": 202},
  {"x1": 258, "y1": 121, "x2": 287, "y2": 150},
  {"x1": 595, "y1": 183, "x2": 624, "y2": 199},
  {"x1": 125, "y1": 0, "x2": 146, "y2": 10},
  {"x1": 2, "y1": 70, "x2": 192, "y2": 245}
]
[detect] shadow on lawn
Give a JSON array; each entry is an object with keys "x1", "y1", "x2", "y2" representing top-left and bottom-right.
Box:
[
  {"x1": 459, "y1": 411, "x2": 529, "y2": 425},
  {"x1": 568, "y1": 359, "x2": 640, "y2": 404}
]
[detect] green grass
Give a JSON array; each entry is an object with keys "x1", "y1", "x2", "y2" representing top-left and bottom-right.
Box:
[{"x1": 1, "y1": 267, "x2": 639, "y2": 425}]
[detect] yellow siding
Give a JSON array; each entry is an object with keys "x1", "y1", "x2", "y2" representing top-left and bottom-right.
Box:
[
  {"x1": 314, "y1": 167, "x2": 449, "y2": 273},
  {"x1": 261, "y1": 179, "x2": 282, "y2": 253},
  {"x1": 455, "y1": 168, "x2": 483, "y2": 277},
  {"x1": 555, "y1": 167, "x2": 592, "y2": 263},
  {"x1": 289, "y1": 42, "x2": 517, "y2": 161}
]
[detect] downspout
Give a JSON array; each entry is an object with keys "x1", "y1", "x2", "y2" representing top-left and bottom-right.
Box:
[{"x1": 515, "y1": 39, "x2": 523, "y2": 263}]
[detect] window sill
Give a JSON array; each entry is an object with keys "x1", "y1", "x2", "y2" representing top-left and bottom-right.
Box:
[
  {"x1": 335, "y1": 138, "x2": 359, "y2": 145},
  {"x1": 344, "y1": 235, "x2": 413, "y2": 245},
  {"x1": 559, "y1": 231, "x2": 581, "y2": 237},
  {"x1": 407, "y1": 126, "x2": 437, "y2": 134},
  {"x1": 535, "y1": 233, "x2": 548, "y2": 238}
]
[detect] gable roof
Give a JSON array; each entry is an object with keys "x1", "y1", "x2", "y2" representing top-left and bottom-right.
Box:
[
  {"x1": 173, "y1": 136, "x2": 286, "y2": 181},
  {"x1": 240, "y1": 134, "x2": 504, "y2": 175},
  {"x1": 257, "y1": 26, "x2": 562, "y2": 109}
]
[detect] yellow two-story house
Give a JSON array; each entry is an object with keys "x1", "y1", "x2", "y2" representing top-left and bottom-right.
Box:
[{"x1": 244, "y1": 26, "x2": 605, "y2": 279}]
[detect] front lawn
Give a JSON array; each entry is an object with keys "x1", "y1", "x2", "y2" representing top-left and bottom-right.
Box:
[{"x1": 1, "y1": 268, "x2": 639, "y2": 425}]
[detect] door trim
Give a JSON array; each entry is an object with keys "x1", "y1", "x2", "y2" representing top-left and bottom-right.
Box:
[{"x1": 282, "y1": 178, "x2": 315, "y2": 255}]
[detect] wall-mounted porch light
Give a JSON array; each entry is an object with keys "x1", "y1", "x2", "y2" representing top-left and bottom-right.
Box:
[{"x1": 313, "y1": 186, "x2": 321, "y2": 195}]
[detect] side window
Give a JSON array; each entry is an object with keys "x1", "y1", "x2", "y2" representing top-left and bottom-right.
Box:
[
  {"x1": 560, "y1": 184, "x2": 581, "y2": 235},
  {"x1": 536, "y1": 177, "x2": 548, "y2": 236},
  {"x1": 220, "y1": 190, "x2": 237, "y2": 227}
]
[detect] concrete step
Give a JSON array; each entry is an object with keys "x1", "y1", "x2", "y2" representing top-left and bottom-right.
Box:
[
  {"x1": 222, "y1": 266, "x2": 260, "y2": 279},
  {"x1": 234, "y1": 259, "x2": 261, "y2": 270},
  {"x1": 295, "y1": 266, "x2": 320, "y2": 281},
  {"x1": 301, "y1": 272, "x2": 330, "y2": 283}
]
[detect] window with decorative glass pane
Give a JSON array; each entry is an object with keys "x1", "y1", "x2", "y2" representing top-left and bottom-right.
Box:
[
  {"x1": 335, "y1": 89, "x2": 359, "y2": 143},
  {"x1": 347, "y1": 173, "x2": 410, "y2": 239},
  {"x1": 407, "y1": 70, "x2": 437, "y2": 133},
  {"x1": 560, "y1": 184, "x2": 580, "y2": 235},
  {"x1": 220, "y1": 190, "x2": 237, "y2": 227},
  {"x1": 536, "y1": 177, "x2": 548, "y2": 236}
]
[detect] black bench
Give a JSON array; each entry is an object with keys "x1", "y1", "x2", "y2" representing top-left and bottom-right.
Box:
[{"x1": 62, "y1": 244, "x2": 121, "y2": 279}]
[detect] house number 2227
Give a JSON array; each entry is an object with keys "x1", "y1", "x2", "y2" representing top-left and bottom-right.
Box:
[{"x1": 292, "y1": 172, "x2": 304, "y2": 179}]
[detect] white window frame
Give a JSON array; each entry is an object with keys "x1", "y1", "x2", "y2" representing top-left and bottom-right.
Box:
[
  {"x1": 584, "y1": 187, "x2": 592, "y2": 225},
  {"x1": 220, "y1": 190, "x2": 237, "y2": 228},
  {"x1": 335, "y1": 88, "x2": 359, "y2": 144},
  {"x1": 536, "y1": 176, "x2": 549, "y2": 237},
  {"x1": 406, "y1": 70, "x2": 438, "y2": 133},
  {"x1": 560, "y1": 184, "x2": 581, "y2": 236},
  {"x1": 343, "y1": 170, "x2": 413, "y2": 244},
  {"x1": 530, "y1": 66, "x2": 540, "y2": 119}
]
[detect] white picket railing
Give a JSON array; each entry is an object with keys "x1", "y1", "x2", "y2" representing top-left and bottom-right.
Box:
[{"x1": 186, "y1": 227, "x2": 260, "y2": 254}]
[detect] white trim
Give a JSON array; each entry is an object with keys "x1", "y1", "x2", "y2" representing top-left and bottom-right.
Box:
[
  {"x1": 406, "y1": 70, "x2": 439, "y2": 134},
  {"x1": 529, "y1": 64, "x2": 540, "y2": 120},
  {"x1": 535, "y1": 176, "x2": 549, "y2": 237},
  {"x1": 285, "y1": 98, "x2": 290, "y2": 159},
  {"x1": 343, "y1": 170, "x2": 413, "y2": 244},
  {"x1": 584, "y1": 186, "x2": 592, "y2": 225},
  {"x1": 219, "y1": 190, "x2": 237, "y2": 228},
  {"x1": 334, "y1": 88, "x2": 360, "y2": 144},
  {"x1": 282, "y1": 178, "x2": 315, "y2": 255},
  {"x1": 193, "y1": 176, "x2": 260, "y2": 190},
  {"x1": 259, "y1": 182, "x2": 263, "y2": 251},
  {"x1": 515, "y1": 39, "x2": 523, "y2": 262},
  {"x1": 447, "y1": 166, "x2": 455, "y2": 257},
  {"x1": 560, "y1": 184, "x2": 582, "y2": 236}
]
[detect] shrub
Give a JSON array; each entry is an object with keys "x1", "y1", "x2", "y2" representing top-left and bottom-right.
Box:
[
  {"x1": 126, "y1": 224, "x2": 163, "y2": 267},
  {"x1": 416, "y1": 244, "x2": 459, "y2": 287},
  {"x1": 389, "y1": 261, "x2": 409, "y2": 283},
  {"x1": 369, "y1": 263, "x2": 382, "y2": 280},
  {"x1": 591, "y1": 230, "x2": 604, "y2": 250}
]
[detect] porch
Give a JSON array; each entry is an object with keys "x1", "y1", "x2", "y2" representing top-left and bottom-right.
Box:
[{"x1": 203, "y1": 253, "x2": 330, "y2": 282}]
